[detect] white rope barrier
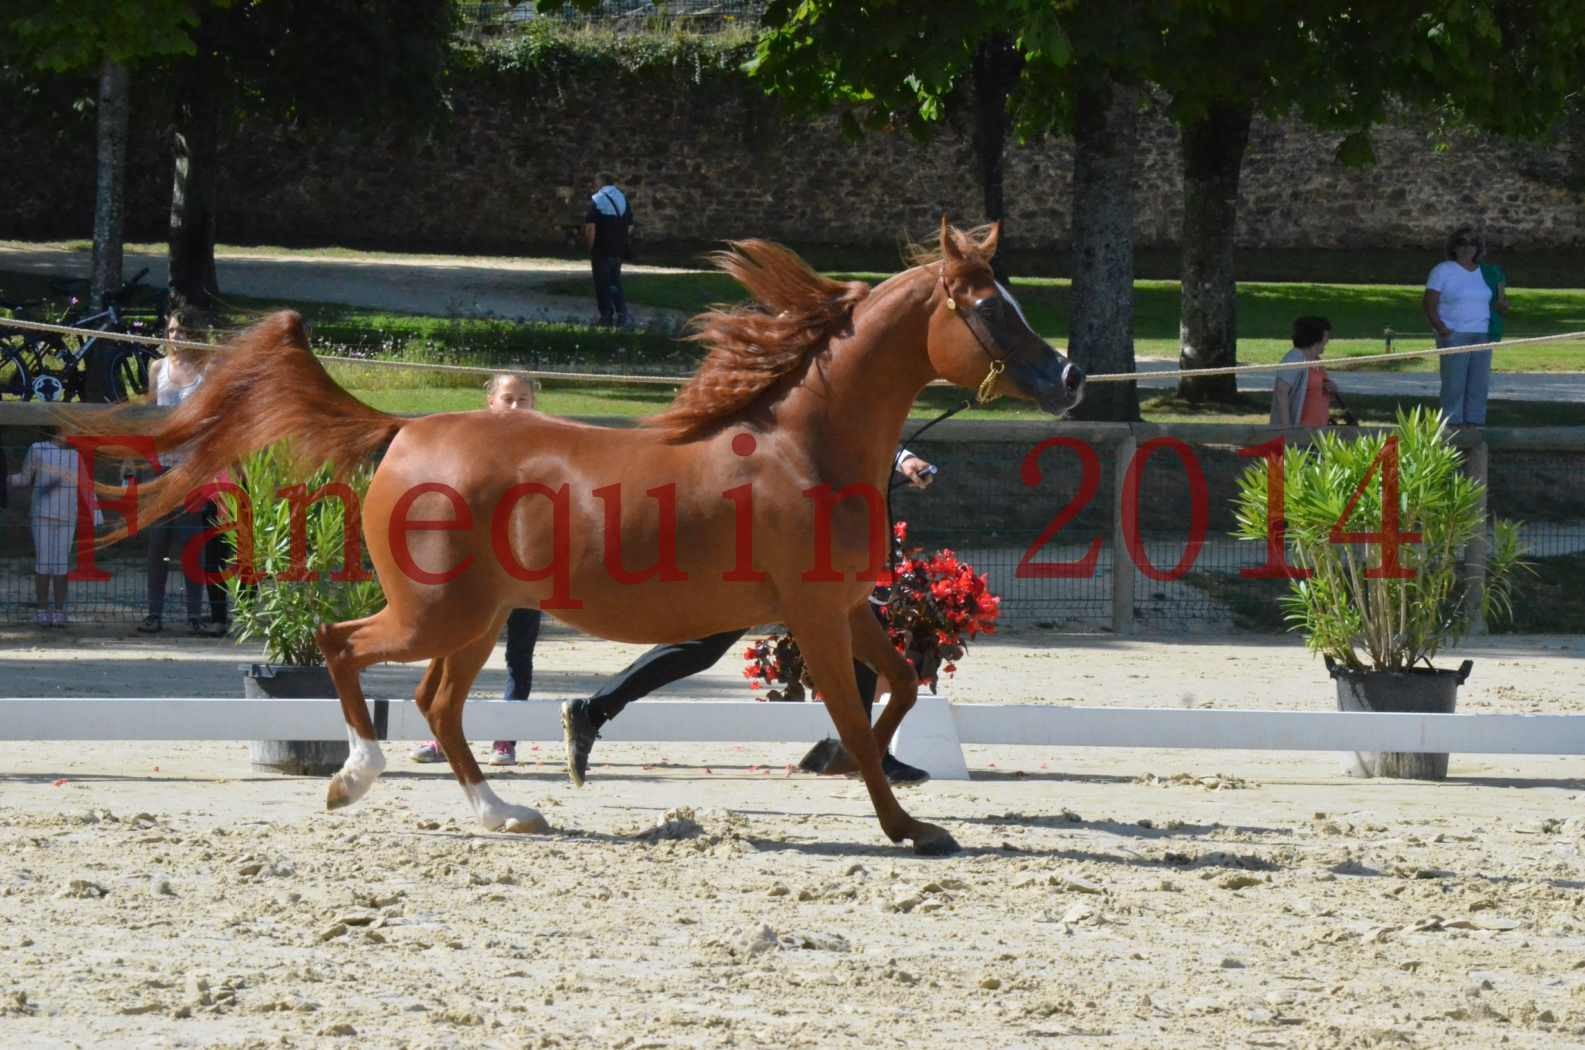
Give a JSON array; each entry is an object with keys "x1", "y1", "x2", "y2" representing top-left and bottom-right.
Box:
[
  {"x1": 1083, "y1": 330, "x2": 1585, "y2": 385},
  {"x1": 3, "y1": 314, "x2": 1582, "y2": 389}
]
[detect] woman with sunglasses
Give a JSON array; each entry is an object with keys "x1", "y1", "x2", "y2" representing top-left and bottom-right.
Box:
[{"x1": 1422, "y1": 227, "x2": 1503, "y2": 426}]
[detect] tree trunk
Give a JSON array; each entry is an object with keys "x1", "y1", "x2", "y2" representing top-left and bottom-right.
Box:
[
  {"x1": 1066, "y1": 67, "x2": 1140, "y2": 422},
  {"x1": 1176, "y1": 100, "x2": 1253, "y2": 403},
  {"x1": 90, "y1": 58, "x2": 130, "y2": 310},
  {"x1": 169, "y1": 39, "x2": 223, "y2": 312},
  {"x1": 971, "y1": 35, "x2": 1020, "y2": 284}
]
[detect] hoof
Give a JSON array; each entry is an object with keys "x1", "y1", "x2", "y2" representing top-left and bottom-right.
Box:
[
  {"x1": 798, "y1": 738, "x2": 858, "y2": 776},
  {"x1": 501, "y1": 812, "x2": 550, "y2": 835},
  {"x1": 910, "y1": 825, "x2": 961, "y2": 857},
  {"x1": 325, "y1": 776, "x2": 354, "y2": 812}
]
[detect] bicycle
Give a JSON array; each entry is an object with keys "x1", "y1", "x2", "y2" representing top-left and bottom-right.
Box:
[
  {"x1": 0, "y1": 292, "x2": 56, "y2": 401},
  {"x1": 0, "y1": 268, "x2": 167, "y2": 403}
]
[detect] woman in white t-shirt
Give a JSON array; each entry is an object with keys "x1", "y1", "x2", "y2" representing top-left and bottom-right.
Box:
[
  {"x1": 1422, "y1": 227, "x2": 1495, "y2": 426},
  {"x1": 7, "y1": 431, "x2": 102, "y2": 626}
]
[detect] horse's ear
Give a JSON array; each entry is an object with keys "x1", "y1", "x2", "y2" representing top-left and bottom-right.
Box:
[
  {"x1": 939, "y1": 215, "x2": 964, "y2": 264},
  {"x1": 981, "y1": 222, "x2": 1002, "y2": 258}
]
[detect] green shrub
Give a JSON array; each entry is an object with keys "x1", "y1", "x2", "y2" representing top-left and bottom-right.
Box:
[
  {"x1": 220, "y1": 444, "x2": 386, "y2": 666},
  {"x1": 1232, "y1": 406, "x2": 1530, "y2": 672},
  {"x1": 464, "y1": 19, "x2": 756, "y2": 85}
]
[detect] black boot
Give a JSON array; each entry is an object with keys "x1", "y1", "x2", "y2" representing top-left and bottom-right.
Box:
[{"x1": 560, "y1": 699, "x2": 601, "y2": 787}]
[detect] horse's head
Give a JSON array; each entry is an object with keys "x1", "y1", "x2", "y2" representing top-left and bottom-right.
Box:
[{"x1": 924, "y1": 219, "x2": 1084, "y2": 416}]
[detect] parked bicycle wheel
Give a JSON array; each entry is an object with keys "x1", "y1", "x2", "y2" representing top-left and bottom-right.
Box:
[
  {"x1": 106, "y1": 346, "x2": 163, "y2": 401},
  {"x1": 0, "y1": 342, "x2": 32, "y2": 400},
  {"x1": 26, "y1": 331, "x2": 86, "y2": 401}
]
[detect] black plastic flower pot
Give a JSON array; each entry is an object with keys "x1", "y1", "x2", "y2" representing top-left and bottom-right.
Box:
[
  {"x1": 1326, "y1": 656, "x2": 1472, "y2": 781},
  {"x1": 243, "y1": 664, "x2": 349, "y2": 776}
]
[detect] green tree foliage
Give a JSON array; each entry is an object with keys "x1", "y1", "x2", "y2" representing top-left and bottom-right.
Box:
[
  {"x1": 164, "y1": 0, "x2": 457, "y2": 309},
  {"x1": 5, "y1": 0, "x2": 219, "y2": 308},
  {"x1": 1161, "y1": 2, "x2": 1585, "y2": 403},
  {"x1": 4, "y1": 0, "x2": 203, "y2": 70},
  {"x1": 745, "y1": 1, "x2": 1156, "y2": 420}
]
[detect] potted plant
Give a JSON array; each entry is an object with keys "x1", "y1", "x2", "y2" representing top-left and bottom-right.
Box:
[
  {"x1": 1232, "y1": 406, "x2": 1529, "y2": 779},
  {"x1": 219, "y1": 443, "x2": 385, "y2": 775}
]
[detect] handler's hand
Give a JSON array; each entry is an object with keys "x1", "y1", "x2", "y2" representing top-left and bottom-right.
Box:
[{"x1": 898, "y1": 454, "x2": 936, "y2": 490}]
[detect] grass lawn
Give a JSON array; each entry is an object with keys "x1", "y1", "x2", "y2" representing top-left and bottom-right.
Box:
[
  {"x1": 337, "y1": 373, "x2": 1583, "y2": 428},
  {"x1": 546, "y1": 272, "x2": 1585, "y2": 372},
  {"x1": 339, "y1": 377, "x2": 681, "y2": 418}
]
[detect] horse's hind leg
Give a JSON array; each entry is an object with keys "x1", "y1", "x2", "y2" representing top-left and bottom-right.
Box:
[
  {"x1": 428, "y1": 619, "x2": 548, "y2": 834},
  {"x1": 318, "y1": 609, "x2": 452, "y2": 811}
]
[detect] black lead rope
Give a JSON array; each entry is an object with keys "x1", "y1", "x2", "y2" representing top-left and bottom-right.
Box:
[{"x1": 880, "y1": 397, "x2": 974, "y2": 605}]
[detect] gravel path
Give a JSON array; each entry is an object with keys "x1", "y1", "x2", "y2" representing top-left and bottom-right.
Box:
[{"x1": 0, "y1": 244, "x2": 694, "y2": 329}]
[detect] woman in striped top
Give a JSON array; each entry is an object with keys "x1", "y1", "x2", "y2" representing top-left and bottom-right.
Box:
[{"x1": 7, "y1": 430, "x2": 101, "y2": 626}]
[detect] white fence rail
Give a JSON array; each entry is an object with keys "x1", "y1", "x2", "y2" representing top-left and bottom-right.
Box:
[{"x1": 4, "y1": 698, "x2": 1585, "y2": 781}]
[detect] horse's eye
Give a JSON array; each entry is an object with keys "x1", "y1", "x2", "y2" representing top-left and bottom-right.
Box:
[{"x1": 976, "y1": 297, "x2": 1010, "y2": 328}]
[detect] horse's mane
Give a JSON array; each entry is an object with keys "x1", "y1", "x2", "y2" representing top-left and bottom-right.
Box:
[{"x1": 643, "y1": 240, "x2": 872, "y2": 441}]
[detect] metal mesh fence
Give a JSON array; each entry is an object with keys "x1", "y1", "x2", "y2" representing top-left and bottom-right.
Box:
[
  {"x1": 1, "y1": 428, "x2": 228, "y2": 627},
  {"x1": 4, "y1": 423, "x2": 1583, "y2": 632},
  {"x1": 893, "y1": 429, "x2": 1585, "y2": 635}
]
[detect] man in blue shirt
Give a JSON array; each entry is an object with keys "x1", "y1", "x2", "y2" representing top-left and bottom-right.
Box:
[{"x1": 583, "y1": 172, "x2": 634, "y2": 327}]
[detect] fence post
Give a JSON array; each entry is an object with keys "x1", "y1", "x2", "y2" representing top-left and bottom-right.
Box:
[
  {"x1": 1111, "y1": 432, "x2": 1136, "y2": 635},
  {"x1": 1465, "y1": 438, "x2": 1489, "y2": 636}
]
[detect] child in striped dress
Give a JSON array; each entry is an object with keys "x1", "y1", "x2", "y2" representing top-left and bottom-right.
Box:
[{"x1": 7, "y1": 432, "x2": 101, "y2": 626}]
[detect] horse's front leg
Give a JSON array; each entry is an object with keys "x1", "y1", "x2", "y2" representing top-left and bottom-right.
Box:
[
  {"x1": 428, "y1": 622, "x2": 549, "y2": 835},
  {"x1": 785, "y1": 605, "x2": 959, "y2": 856},
  {"x1": 848, "y1": 602, "x2": 919, "y2": 756},
  {"x1": 318, "y1": 611, "x2": 405, "y2": 811}
]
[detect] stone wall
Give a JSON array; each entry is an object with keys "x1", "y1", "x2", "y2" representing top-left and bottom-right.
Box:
[{"x1": 5, "y1": 64, "x2": 1583, "y2": 254}]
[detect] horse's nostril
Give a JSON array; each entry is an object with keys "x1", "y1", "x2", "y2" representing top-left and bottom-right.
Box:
[{"x1": 1063, "y1": 363, "x2": 1085, "y2": 391}]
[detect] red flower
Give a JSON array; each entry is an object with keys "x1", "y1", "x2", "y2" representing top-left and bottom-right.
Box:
[{"x1": 742, "y1": 526, "x2": 998, "y2": 698}]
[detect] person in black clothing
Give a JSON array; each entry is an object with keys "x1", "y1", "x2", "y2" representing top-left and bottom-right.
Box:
[
  {"x1": 583, "y1": 172, "x2": 634, "y2": 327},
  {"x1": 202, "y1": 500, "x2": 228, "y2": 629},
  {"x1": 561, "y1": 451, "x2": 939, "y2": 788}
]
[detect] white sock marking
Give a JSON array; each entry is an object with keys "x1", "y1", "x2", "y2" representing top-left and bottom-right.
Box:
[
  {"x1": 464, "y1": 780, "x2": 544, "y2": 833},
  {"x1": 331, "y1": 727, "x2": 386, "y2": 804}
]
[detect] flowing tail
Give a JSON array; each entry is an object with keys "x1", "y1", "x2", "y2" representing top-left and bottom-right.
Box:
[{"x1": 68, "y1": 310, "x2": 407, "y2": 542}]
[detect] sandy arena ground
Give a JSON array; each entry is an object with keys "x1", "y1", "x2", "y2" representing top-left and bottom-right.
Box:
[{"x1": 3, "y1": 625, "x2": 1585, "y2": 1049}]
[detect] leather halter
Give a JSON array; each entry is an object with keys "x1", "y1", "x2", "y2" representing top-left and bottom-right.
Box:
[{"x1": 939, "y1": 268, "x2": 1012, "y2": 404}]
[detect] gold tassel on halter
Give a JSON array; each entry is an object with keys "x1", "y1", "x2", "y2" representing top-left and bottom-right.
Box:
[{"x1": 975, "y1": 359, "x2": 1005, "y2": 404}]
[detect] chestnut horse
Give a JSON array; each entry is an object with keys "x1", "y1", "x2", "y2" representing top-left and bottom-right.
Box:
[{"x1": 100, "y1": 219, "x2": 1082, "y2": 855}]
